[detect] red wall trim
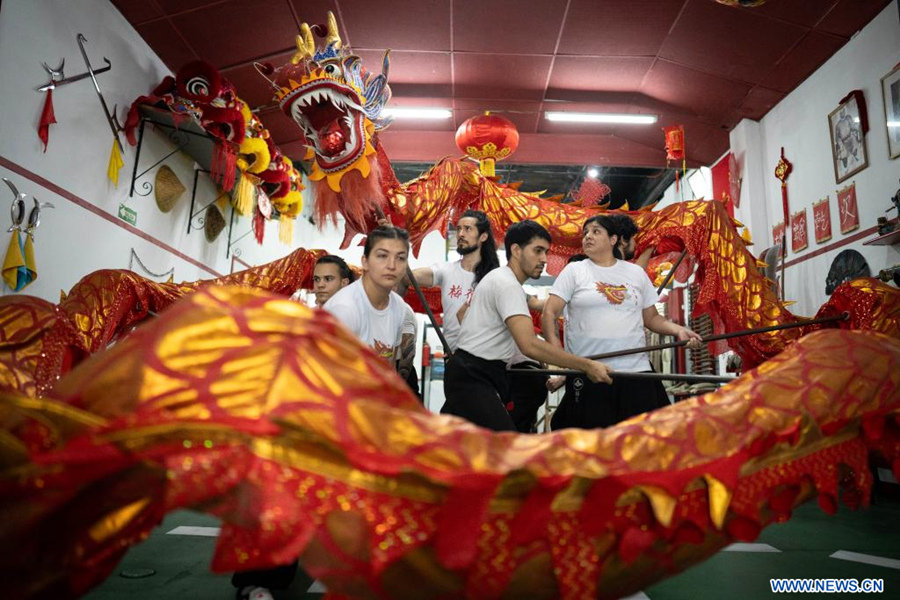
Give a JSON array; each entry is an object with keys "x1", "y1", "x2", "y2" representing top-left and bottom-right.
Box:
[
  {"x1": 783, "y1": 225, "x2": 880, "y2": 269},
  {"x1": 0, "y1": 155, "x2": 223, "y2": 278}
]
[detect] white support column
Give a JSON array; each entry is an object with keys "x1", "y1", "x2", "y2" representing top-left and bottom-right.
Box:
[{"x1": 729, "y1": 119, "x2": 771, "y2": 251}]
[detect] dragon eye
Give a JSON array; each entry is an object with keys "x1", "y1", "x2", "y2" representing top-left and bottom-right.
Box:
[
  {"x1": 185, "y1": 76, "x2": 210, "y2": 97},
  {"x1": 323, "y1": 63, "x2": 342, "y2": 78}
]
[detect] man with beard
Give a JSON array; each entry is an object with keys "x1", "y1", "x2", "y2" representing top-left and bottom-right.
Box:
[
  {"x1": 608, "y1": 213, "x2": 638, "y2": 260},
  {"x1": 443, "y1": 220, "x2": 612, "y2": 431},
  {"x1": 406, "y1": 210, "x2": 499, "y2": 354}
]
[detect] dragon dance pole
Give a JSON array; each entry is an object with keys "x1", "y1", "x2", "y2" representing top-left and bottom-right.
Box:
[
  {"x1": 656, "y1": 248, "x2": 688, "y2": 295},
  {"x1": 407, "y1": 263, "x2": 452, "y2": 356},
  {"x1": 578, "y1": 311, "x2": 849, "y2": 363},
  {"x1": 781, "y1": 235, "x2": 787, "y2": 301},
  {"x1": 506, "y1": 368, "x2": 734, "y2": 384},
  {"x1": 373, "y1": 206, "x2": 453, "y2": 356}
]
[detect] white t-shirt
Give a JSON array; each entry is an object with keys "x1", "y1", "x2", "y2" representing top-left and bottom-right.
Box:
[
  {"x1": 457, "y1": 266, "x2": 530, "y2": 362},
  {"x1": 430, "y1": 260, "x2": 476, "y2": 352},
  {"x1": 550, "y1": 259, "x2": 659, "y2": 371},
  {"x1": 324, "y1": 279, "x2": 406, "y2": 362},
  {"x1": 401, "y1": 301, "x2": 417, "y2": 337}
]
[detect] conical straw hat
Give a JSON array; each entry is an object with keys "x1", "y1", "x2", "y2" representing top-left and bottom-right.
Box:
[
  {"x1": 204, "y1": 201, "x2": 227, "y2": 243},
  {"x1": 154, "y1": 166, "x2": 186, "y2": 213}
]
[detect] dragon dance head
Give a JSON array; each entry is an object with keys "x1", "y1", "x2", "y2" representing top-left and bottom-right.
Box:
[
  {"x1": 263, "y1": 12, "x2": 392, "y2": 194},
  {"x1": 173, "y1": 61, "x2": 248, "y2": 145}
]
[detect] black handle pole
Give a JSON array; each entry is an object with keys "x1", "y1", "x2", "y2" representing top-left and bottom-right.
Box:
[{"x1": 582, "y1": 311, "x2": 849, "y2": 362}]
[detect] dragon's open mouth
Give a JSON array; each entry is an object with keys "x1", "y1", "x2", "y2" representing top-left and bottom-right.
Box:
[{"x1": 284, "y1": 80, "x2": 367, "y2": 172}]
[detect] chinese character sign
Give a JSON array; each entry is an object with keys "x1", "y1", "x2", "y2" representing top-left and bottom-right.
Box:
[
  {"x1": 773, "y1": 222, "x2": 785, "y2": 248},
  {"x1": 791, "y1": 209, "x2": 808, "y2": 253},
  {"x1": 837, "y1": 183, "x2": 859, "y2": 234},
  {"x1": 813, "y1": 198, "x2": 832, "y2": 244},
  {"x1": 711, "y1": 153, "x2": 733, "y2": 217}
]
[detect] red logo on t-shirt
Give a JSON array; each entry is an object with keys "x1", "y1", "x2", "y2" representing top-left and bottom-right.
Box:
[
  {"x1": 373, "y1": 339, "x2": 394, "y2": 360},
  {"x1": 595, "y1": 281, "x2": 628, "y2": 305},
  {"x1": 449, "y1": 285, "x2": 463, "y2": 299}
]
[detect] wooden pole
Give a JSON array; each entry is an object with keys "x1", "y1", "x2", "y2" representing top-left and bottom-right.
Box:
[
  {"x1": 506, "y1": 368, "x2": 734, "y2": 384},
  {"x1": 582, "y1": 311, "x2": 848, "y2": 362},
  {"x1": 373, "y1": 207, "x2": 453, "y2": 356},
  {"x1": 656, "y1": 248, "x2": 688, "y2": 294}
]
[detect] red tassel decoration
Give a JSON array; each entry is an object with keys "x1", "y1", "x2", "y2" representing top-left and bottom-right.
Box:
[
  {"x1": 38, "y1": 90, "x2": 57, "y2": 153},
  {"x1": 253, "y1": 206, "x2": 265, "y2": 245},
  {"x1": 211, "y1": 142, "x2": 238, "y2": 191}
]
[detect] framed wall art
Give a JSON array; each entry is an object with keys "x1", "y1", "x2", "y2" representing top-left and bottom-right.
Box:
[
  {"x1": 828, "y1": 92, "x2": 869, "y2": 183},
  {"x1": 882, "y1": 64, "x2": 900, "y2": 160}
]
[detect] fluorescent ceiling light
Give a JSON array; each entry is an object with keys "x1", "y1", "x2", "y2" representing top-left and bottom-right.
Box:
[
  {"x1": 545, "y1": 112, "x2": 657, "y2": 124},
  {"x1": 888, "y1": 121, "x2": 900, "y2": 127},
  {"x1": 382, "y1": 107, "x2": 452, "y2": 119}
]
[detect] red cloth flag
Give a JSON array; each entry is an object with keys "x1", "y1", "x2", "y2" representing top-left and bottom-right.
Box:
[
  {"x1": 837, "y1": 183, "x2": 859, "y2": 234},
  {"x1": 790, "y1": 209, "x2": 808, "y2": 253},
  {"x1": 711, "y1": 153, "x2": 734, "y2": 217},
  {"x1": 813, "y1": 198, "x2": 832, "y2": 244},
  {"x1": 38, "y1": 90, "x2": 57, "y2": 153}
]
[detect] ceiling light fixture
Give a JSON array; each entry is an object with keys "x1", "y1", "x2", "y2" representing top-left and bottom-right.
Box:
[
  {"x1": 382, "y1": 108, "x2": 452, "y2": 119},
  {"x1": 587, "y1": 167, "x2": 599, "y2": 178},
  {"x1": 545, "y1": 112, "x2": 658, "y2": 125}
]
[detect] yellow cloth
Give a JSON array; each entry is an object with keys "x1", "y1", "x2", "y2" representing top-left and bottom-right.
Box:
[
  {"x1": 108, "y1": 139, "x2": 124, "y2": 188},
  {"x1": 23, "y1": 234, "x2": 36, "y2": 279},
  {"x1": 2, "y1": 232, "x2": 36, "y2": 291},
  {"x1": 278, "y1": 214, "x2": 293, "y2": 245},
  {"x1": 232, "y1": 173, "x2": 255, "y2": 217}
]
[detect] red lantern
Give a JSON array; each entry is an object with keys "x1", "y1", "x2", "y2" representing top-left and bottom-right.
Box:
[
  {"x1": 455, "y1": 112, "x2": 519, "y2": 177},
  {"x1": 663, "y1": 125, "x2": 685, "y2": 162},
  {"x1": 663, "y1": 125, "x2": 686, "y2": 192}
]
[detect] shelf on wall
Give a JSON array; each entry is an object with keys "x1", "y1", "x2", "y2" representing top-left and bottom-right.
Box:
[
  {"x1": 863, "y1": 225, "x2": 900, "y2": 246},
  {"x1": 129, "y1": 104, "x2": 232, "y2": 197},
  {"x1": 127, "y1": 104, "x2": 251, "y2": 258}
]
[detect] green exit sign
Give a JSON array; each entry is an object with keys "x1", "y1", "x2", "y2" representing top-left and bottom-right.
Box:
[{"x1": 118, "y1": 204, "x2": 137, "y2": 226}]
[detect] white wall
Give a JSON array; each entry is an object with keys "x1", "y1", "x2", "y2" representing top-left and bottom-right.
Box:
[
  {"x1": 733, "y1": 2, "x2": 900, "y2": 315},
  {"x1": 730, "y1": 119, "x2": 770, "y2": 244},
  {"x1": 0, "y1": 0, "x2": 447, "y2": 302},
  {"x1": 653, "y1": 166, "x2": 712, "y2": 212}
]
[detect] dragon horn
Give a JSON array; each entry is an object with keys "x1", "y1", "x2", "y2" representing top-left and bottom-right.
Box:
[
  {"x1": 326, "y1": 11, "x2": 342, "y2": 49},
  {"x1": 291, "y1": 23, "x2": 315, "y2": 64}
]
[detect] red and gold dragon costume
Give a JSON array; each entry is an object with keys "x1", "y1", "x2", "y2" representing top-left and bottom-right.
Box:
[{"x1": 1, "y1": 11, "x2": 900, "y2": 600}]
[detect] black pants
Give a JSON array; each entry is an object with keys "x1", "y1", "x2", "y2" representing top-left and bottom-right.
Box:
[
  {"x1": 551, "y1": 371, "x2": 670, "y2": 430},
  {"x1": 404, "y1": 365, "x2": 422, "y2": 402},
  {"x1": 506, "y1": 361, "x2": 549, "y2": 433},
  {"x1": 232, "y1": 561, "x2": 298, "y2": 590},
  {"x1": 442, "y1": 350, "x2": 516, "y2": 431}
]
